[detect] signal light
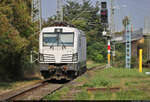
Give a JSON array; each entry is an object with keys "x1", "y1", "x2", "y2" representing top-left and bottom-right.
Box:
[
  {"x1": 101, "y1": 10, "x2": 107, "y2": 15},
  {"x1": 101, "y1": 2, "x2": 107, "y2": 8},
  {"x1": 101, "y1": 9, "x2": 108, "y2": 23}
]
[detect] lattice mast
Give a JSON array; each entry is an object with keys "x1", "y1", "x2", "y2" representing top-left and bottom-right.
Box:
[
  {"x1": 31, "y1": 0, "x2": 42, "y2": 31},
  {"x1": 147, "y1": 38, "x2": 150, "y2": 62},
  {"x1": 57, "y1": 0, "x2": 63, "y2": 22},
  {"x1": 110, "y1": 0, "x2": 115, "y2": 35},
  {"x1": 125, "y1": 21, "x2": 131, "y2": 68},
  {"x1": 30, "y1": 0, "x2": 42, "y2": 63},
  {"x1": 110, "y1": 0, "x2": 116, "y2": 65}
]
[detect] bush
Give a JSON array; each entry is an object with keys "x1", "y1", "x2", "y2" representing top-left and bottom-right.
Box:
[{"x1": 87, "y1": 41, "x2": 107, "y2": 63}]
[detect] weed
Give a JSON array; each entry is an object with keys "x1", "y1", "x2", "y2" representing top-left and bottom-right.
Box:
[
  {"x1": 44, "y1": 87, "x2": 69, "y2": 100},
  {"x1": 75, "y1": 90, "x2": 90, "y2": 100},
  {"x1": 125, "y1": 81, "x2": 138, "y2": 86},
  {"x1": 94, "y1": 92, "x2": 113, "y2": 100},
  {"x1": 44, "y1": 92, "x2": 61, "y2": 100},
  {"x1": 116, "y1": 90, "x2": 150, "y2": 100}
]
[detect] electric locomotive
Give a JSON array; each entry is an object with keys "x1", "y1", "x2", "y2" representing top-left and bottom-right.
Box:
[{"x1": 39, "y1": 23, "x2": 86, "y2": 80}]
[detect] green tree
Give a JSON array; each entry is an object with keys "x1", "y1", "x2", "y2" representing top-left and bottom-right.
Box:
[
  {"x1": 122, "y1": 16, "x2": 130, "y2": 29},
  {"x1": 0, "y1": 12, "x2": 29, "y2": 80},
  {"x1": 0, "y1": 0, "x2": 36, "y2": 81}
]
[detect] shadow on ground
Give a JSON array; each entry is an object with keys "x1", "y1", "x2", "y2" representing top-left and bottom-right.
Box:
[{"x1": 47, "y1": 79, "x2": 71, "y2": 84}]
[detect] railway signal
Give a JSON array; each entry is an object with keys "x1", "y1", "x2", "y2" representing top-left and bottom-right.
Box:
[
  {"x1": 100, "y1": 1, "x2": 111, "y2": 68},
  {"x1": 100, "y1": 2, "x2": 108, "y2": 24}
]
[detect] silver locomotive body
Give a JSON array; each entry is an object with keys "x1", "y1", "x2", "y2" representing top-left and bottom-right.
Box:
[{"x1": 39, "y1": 26, "x2": 86, "y2": 80}]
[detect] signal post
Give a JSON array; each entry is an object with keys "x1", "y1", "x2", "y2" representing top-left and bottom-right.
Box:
[
  {"x1": 101, "y1": 1, "x2": 112, "y2": 68},
  {"x1": 107, "y1": 39, "x2": 111, "y2": 67},
  {"x1": 103, "y1": 32, "x2": 112, "y2": 68}
]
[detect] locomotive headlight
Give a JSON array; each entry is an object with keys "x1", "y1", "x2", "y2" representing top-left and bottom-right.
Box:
[
  {"x1": 72, "y1": 53, "x2": 78, "y2": 62},
  {"x1": 39, "y1": 54, "x2": 44, "y2": 62}
]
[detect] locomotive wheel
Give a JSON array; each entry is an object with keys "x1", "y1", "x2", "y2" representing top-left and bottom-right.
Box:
[
  {"x1": 78, "y1": 68, "x2": 83, "y2": 76},
  {"x1": 83, "y1": 66, "x2": 87, "y2": 73},
  {"x1": 80, "y1": 66, "x2": 87, "y2": 75}
]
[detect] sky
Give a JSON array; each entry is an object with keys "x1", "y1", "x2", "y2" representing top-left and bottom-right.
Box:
[{"x1": 41, "y1": 0, "x2": 150, "y2": 31}]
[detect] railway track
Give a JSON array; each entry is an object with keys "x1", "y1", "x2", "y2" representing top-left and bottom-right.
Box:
[
  {"x1": 87, "y1": 64, "x2": 106, "y2": 72},
  {"x1": 0, "y1": 79, "x2": 63, "y2": 101},
  {"x1": 0, "y1": 65, "x2": 106, "y2": 101}
]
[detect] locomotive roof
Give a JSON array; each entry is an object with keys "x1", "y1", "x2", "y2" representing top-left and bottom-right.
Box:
[
  {"x1": 42, "y1": 26, "x2": 76, "y2": 29},
  {"x1": 42, "y1": 26, "x2": 85, "y2": 36},
  {"x1": 50, "y1": 21, "x2": 75, "y2": 27}
]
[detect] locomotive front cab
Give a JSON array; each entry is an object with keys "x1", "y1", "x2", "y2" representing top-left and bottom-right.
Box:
[{"x1": 39, "y1": 27, "x2": 80, "y2": 80}]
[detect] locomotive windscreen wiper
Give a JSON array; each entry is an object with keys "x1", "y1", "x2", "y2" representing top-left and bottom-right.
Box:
[
  {"x1": 59, "y1": 38, "x2": 66, "y2": 49},
  {"x1": 50, "y1": 40, "x2": 57, "y2": 49}
]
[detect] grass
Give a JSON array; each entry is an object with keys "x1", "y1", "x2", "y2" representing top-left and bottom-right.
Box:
[
  {"x1": 76, "y1": 90, "x2": 91, "y2": 100},
  {"x1": 116, "y1": 90, "x2": 150, "y2": 100},
  {"x1": 44, "y1": 67, "x2": 150, "y2": 100},
  {"x1": 75, "y1": 68, "x2": 150, "y2": 100}
]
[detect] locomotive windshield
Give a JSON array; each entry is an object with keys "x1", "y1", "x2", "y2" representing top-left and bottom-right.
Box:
[
  {"x1": 43, "y1": 34, "x2": 57, "y2": 46},
  {"x1": 43, "y1": 32, "x2": 74, "y2": 46}
]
